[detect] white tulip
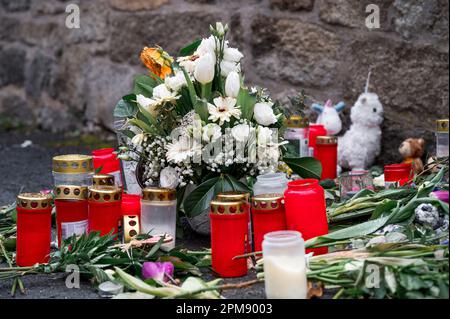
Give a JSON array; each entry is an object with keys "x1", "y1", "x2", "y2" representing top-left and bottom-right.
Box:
[
  {"x1": 231, "y1": 124, "x2": 250, "y2": 143},
  {"x1": 202, "y1": 123, "x2": 222, "y2": 143},
  {"x1": 159, "y1": 166, "x2": 179, "y2": 189},
  {"x1": 131, "y1": 133, "x2": 144, "y2": 146},
  {"x1": 165, "y1": 70, "x2": 187, "y2": 92},
  {"x1": 225, "y1": 71, "x2": 240, "y2": 98},
  {"x1": 254, "y1": 102, "x2": 277, "y2": 126},
  {"x1": 220, "y1": 60, "x2": 240, "y2": 77},
  {"x1": 215, "y1": 22, "x2": 225, "y2": 36},
  {"x1": 194, "y1": 53, "x2": 215, "y2": 84},
  {"x1": 223, "y1": 47, "x2": 243, "y2": 62},
  {"x1": 195, "y1": 36, "x2": 216, "y2": 59}
]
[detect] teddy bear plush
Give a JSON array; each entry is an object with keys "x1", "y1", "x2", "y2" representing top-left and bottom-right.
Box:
[{"x1": 398, "y1": 138, "x2": 425, "y2": 174}]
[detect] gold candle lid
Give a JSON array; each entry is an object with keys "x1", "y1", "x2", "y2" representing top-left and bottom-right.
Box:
[
  {"x1": 210, "y1": 200, "x2": 246, "y2": 215},
  {"x1": 252, "y1": 194, "x2": 284, "y2": 210},
  {"x1": 123, "y1": 215, "x2": 140, "y2": 243},
  {"x1": 216, "y1": 191, "x2": 250, "y2": 202},
  {"x1": 52, "y1": 154, "x2": 94, "y2": 174},
  {"x1": 88, "y1": 186, "x2": 121, "y2": 203},
  {"x1": 316, "y1": 136, "x2": 338, "y2": 145},
  {"x1": 93, "y1": 174, "x2": 115, "y2": 187},
  {"x1": 436, "y1": 119, "x2": 449, "y2": 133},
  {"x1": 16, "y1": 193, "x2": 52, "y2": 210},
  {"x1": 54, "y1": 185, "x2": 88, "y2": 200},
  {"x1": 141, "y1": 187, "x2": 176, "y2": 202},
  {"x1": 286, "y1": 115, "x2": 309, "y2": 128}
]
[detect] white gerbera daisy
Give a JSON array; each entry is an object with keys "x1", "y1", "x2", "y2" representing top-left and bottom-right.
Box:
[
  {"x1": 208, "y1": 97, "x2": 241, "y2": 125},
  {"x1": 166, "y1": 138, "x2": 193, "y2": 163}
]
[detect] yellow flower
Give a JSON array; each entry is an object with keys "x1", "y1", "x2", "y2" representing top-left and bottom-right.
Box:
[{"x1": 140, "y1": 47, "x2": 173, "y2": 79}]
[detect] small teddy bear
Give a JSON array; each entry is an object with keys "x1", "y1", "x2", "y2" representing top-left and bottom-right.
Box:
[{"x1": 398, "y1": 138, "x2": 425, "y2": 174}]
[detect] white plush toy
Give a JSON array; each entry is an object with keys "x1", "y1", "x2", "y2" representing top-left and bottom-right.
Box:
[
  {"x1": 338, "y1": 72, "x2": 384, "y2": 170},
  {"x1": 312, "y1": 99, "x2": 346, "y2": 135}
]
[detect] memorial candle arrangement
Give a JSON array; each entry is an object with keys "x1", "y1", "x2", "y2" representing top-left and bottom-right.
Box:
[
  {"x1": 210, "y1": 200, "x2": 248, "y2": 277},
  {"x1": 252, "y1": 173, "x2": 289, "y2": 196},
  {"x1": 251, "y1": 194, "x2": 286, "y2": 252},
  {"x1": 262, "y1": 231, "x2": 307, "y2": 299},
  {"x1": 16, "y1": 193, "x2": 53, "y2": 266},
  {"x1": 88, "y1": 186, "x2": 122, "y2": 236},
  {"x1": 284, "y1": 115, "x2": 310, "y2": 158},
  {"x1": 436, "y1": 119, "x2": 449, "y2": 159},
  {"x1": 140, "y1": 187, "x2": 177, "y2": 250},
  {"x1": 284, "y1": 179, "x2": 328, "y2": 255},
  {"x1": 384, "y1": 163, "x2": 413, "y2": 188},
  {"x1": 315, "y1": 136, "x2": 338, "y2": 180},
  {"x1": 308, "y1": 124, "x2": 327, "y2": 157},
  {"x1": 52, "y1": 154, "x2": 94, "y2": 186},
  {"x1": 54, "y1": 185, "x2": 89, "y2": 246},
  {"x1": 92, "y1": 174, "x2": 115, "y2": 187}
]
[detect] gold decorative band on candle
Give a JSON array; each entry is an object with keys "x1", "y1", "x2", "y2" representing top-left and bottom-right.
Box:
[
  {"x1": 286, "y1": 115, "x2": 309, "y2": 128},
  {"x1": 251, "y1": 194, "x2": 284, "y2": 210},
  {"x1": 88, "y1": 186, "x2": 121, "y2": 203},
  {"x1": 141, "y1": 187, "x2": 176, "y2": 202},
  {"x1": 52, "y1": 154, "x2": 94, "y2": 174},
  {"x1": 436, "y1": 119, "x2": 449, "y2": 133},
  {"x1": 216, "y1": 191, "x2": 250, "y2": 203},
  {"x1": 123, "y1": 215, "x2": 140, "y2": 243},
  {"x1": 16, "y1": 193, "x2": 53, "y2": 210},
  {"x1": 316, "y1": 136, "x2": 338, "y2": 145},
  {"x1": 210, "y1": 200, "x2": 246, "y2": 215},
  {"x1": 92, "y1": 174, "x2": 115, "y2": 187},
  {"x1": 54, "y1": 185, "x2": 88, "y2": 200}
]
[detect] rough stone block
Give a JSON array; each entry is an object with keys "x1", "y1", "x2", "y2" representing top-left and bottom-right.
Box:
[
  {"x1": 270, "y1": 0, "x2": 314, "y2": 11},
  {"x1": 0, "y1": 46, "x2": 26, "y2": 87},
  {"x1": 108, "y1": 0, "x2": 169, "y2": 11}
]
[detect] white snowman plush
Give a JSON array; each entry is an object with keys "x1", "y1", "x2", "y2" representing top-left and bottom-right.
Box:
[
  {"x1": 338, "y1": 72, "x2": 384, "y2": 170},
  {"x1": 312, "y1": 99, "x2": 346, "y2": 135}
]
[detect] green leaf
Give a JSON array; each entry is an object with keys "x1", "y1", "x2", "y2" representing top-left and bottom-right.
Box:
[
  {"x1": 114, "y1": 97, "x2": 138, "y2": 118},
  {"x1": 183, "y1": 177, "x2": 221, "y2": 218},
  {"x1": 306, "y1": 216, "x2": 389, "y2": 248},
  {"x1": 224, "y1": 174, "x2": 251, "y2": 192},
  {"x1": 370, "y1": 200, "x2": 398, "y2": 220},
  {"x1": 182, "y1": 68, "x2": 198, "y2": 106},
  {"x1": 179, "y1": 39, "x2": 202, "y2": 57},
  {"x1": 283, "y1": 157, "x2": 322, "y2": 179},
  {"x1": 133, "y1": 75, "x2": 158, "y2": 96},
  {"x1": 236, "y1": 88, "x2": 256, "y2": 120}
]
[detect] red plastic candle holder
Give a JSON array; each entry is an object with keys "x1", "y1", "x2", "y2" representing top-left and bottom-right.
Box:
[
  {"x1": 315, "y1": 136, "x2": 338, "y2": 180},
  {"x1": 384, "y1": 163, "x2": 413, "y2": 188},
  {"x1": 16, "y1": 193, "x2": 53, "y2": 266},
  {"x1": 251, "y1": 194, "x2": 286, "y2": 252},
  {"x1": 88, "y1": 186, "x2": 122, "y2": 237},
  {"x1": 308, "y1": 124, "x2": 327, "y2": 157},
  {"x1": 121, "y1": 194, "x2": 141, "y2": 218},
  {"x1": 284, "y1": 179, "x2": 329, "y2": 255},
  {"x1": 210, "y1": 200, "x2": 248, "y2": 278},
  {"x1": 92, "y1": 148, "x2": 123, "y2": 188},
  {"x1": 54, "y1": 185, "x2": 89, "y2": 247}
]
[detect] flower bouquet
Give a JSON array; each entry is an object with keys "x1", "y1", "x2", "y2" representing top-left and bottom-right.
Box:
[{"x1": 114, "y1": 22, "x2": 321, "y2": 230}]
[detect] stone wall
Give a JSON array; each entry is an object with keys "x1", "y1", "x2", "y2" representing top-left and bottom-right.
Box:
[{"x1": 0, "y1": 0, "x2": 448, "y2": 164}]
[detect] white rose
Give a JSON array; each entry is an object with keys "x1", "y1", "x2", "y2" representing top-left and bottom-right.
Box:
[
  {"x1": 202, "y1": 123, "x2": 222, "y2": 143},
  {"x1": 254, "y1": 102, "x2": 277, "y2": 126},
  {"x1": 165, "y1": 70, "x2": 187, "y2": 92},
  {"x1": 194, "y1": 53, "x2": 215, "y2": 84},
  {"x1": 159, "y1": 166, "x2": 179, "y2": 189},
  {"x1": 153, "y1": 84, "x2": 172, "y2": 99},
  {"x1": 220, "y1": 60, "x2": 240, "y2": 77},
  {"x1": 231, "y1": 124, "x2": 250, "y2": 143},
  {"x1": 225, "y1": 71, "x2": 240, "y2": 98},
  {"x1": 223, "y1": 47, "x2": 243, "y2": 62}
]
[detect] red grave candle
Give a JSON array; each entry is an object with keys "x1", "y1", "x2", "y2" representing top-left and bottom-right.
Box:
[
  {"x1": 88, "y1": 186, "x2": 122, "y2": 236},
  {"x1": 384, "y1": 163, "x2": 413, "y2": 188},
  {"x1": 210, "y1": 200, "x2": 248, "y2": 278},
  {"x1": 251, "y1": 194, "x2": 286, "y2": 252},
  {"x1": 54, "y1": 185, "x2": 89, "y2": 247},
  {"x1": 315, "y1": 136, "x2": 338, "y2": 180},
  {"x1": 308, "y1": 124, "x2": 327, "y2": 157},
  {"x1": 16, "y1": 193, "x2": 52, "y2": 266},
  {"x1": 92, "y1": 148, "x2": 123, "y2": 188},
  {"x1": 284, "y1": 179, "x2": 329, "y2": 255},
  {"x1": 121, "y1": 194, "x2": 141, "y2": 218}
]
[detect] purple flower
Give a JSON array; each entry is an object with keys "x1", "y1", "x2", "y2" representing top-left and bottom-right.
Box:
[
  {"x1": 142, "y1": 262, "x2": 174, "y2": 282},
  {"x1": 431, "y1": 190, "x2": 449, "y2": 203}
]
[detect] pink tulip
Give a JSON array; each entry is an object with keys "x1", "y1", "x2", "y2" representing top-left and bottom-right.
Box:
[
  {"x1": 431, "y1": 190, "x2": 449, "y2": 203},
  {"x1": 142, "y1": 262, "x2": 174, "y2": 282}
]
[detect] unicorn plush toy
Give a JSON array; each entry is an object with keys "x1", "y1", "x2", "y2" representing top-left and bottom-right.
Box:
[
  {"x1": 312, "y1": 100, "x2": 346, "y2": 135},
  {"x1": 338, "y1": 71, "x2": 384, "y2": 170}
]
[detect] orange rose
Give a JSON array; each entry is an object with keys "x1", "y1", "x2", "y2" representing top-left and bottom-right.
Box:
[{"x1": 140, "y1": 47, "x2": 173, "y2": 79}]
